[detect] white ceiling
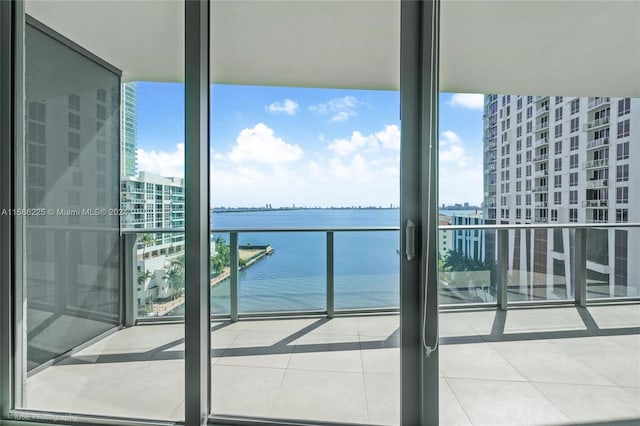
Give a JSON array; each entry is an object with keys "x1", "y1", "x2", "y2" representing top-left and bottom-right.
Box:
[{"x1": 25, "y1": 0, "x2": 640, "y2": 96}]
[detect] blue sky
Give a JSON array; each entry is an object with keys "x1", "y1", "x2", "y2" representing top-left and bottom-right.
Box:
[{"x1": 135, "y1": 83, "x2": 484, "y2": 207}]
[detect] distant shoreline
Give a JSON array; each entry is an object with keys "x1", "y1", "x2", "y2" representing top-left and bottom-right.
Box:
[{"x1": 212, "y1": 207, "x2": 400, "y2": 213}]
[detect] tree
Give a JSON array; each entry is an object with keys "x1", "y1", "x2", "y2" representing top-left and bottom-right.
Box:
[
  {"x1": 138, "y1": 270, "x2": 153, "y2": 291},
  {"x1": 210, "y1": 236, "x2": 231, "y2": 276},
  {"x1": 140, "y1": 233, "x2": 156, "y2": 260},
  {"x1": 164, "y1": 257, "x2": 185, "y2": 299}
]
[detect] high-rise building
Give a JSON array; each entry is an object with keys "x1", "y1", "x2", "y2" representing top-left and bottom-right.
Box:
[
  {"x1": 483, "y1": 95, "x2": 640, "y2": 299},
  {"x1": 121, "y1": 82, "x2": 137, "y2": 177},
  {"x1": 121, "y1": 171, "x2": 185, "y2": 253}
]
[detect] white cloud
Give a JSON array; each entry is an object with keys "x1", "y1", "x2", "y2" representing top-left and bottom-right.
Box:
[
  {"x1": 328, "y1": 131, "x2": 375, "y2": 156},
  {"x1": 438, "y1": 130, "x2": 483, "y2": 205},
  {"x1": 137, "y1": 143, "x2": 185, "y2": 178},
  {"x1": 309, "y1": 96, "x2": 359, "y2": 122},
  {"x1": 265, "y1": 99, "x2": 299, "y2": 115},
  {"x1": 227, "y1": 123, "x2": 303, "y2": 164},
  {"x1": 328, "y1": 125, "x2": 400, "y2": 156},
  {"x1": 449, "y1": 93, "x2": 484, "y2": 110},
  {"x1": 328, "y1": 154, "x2": 372, "y2": 182},
  {"x1": 375, "y1": 125, "x2": 400, "y2": 151}
]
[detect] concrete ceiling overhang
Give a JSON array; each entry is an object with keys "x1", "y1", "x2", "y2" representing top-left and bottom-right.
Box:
[{"x1": 26, "y1": 0, "x2": 640, "y2": 97}]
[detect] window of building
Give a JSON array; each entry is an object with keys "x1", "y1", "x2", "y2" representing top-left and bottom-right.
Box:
[
  {"x1": 516, "y1": 181, "x2": 521, "y2": 191},
  {"x1": 68, "y1": 151, "x2": 79, "y2": 166},
  {"x1": 68, "y1": 132, "x2": 80, "y2": 150},
  {"x1": 570, "y1": 135, "x2": 579, "y2": 151},
  {"x1": 517, "y1": 111, "x2": 522, "y2": 123},
  {"x1": 570, "y1": 98, "x2": 580, "y2": 114},
  {"x1": 554, "y1": 192, "x2": 561, "y2": 205},
  {"x1": 68, "y1": 112, "x2": 80, "y2": 130},
  {"x1": 617, "y1": 186, "x2": 629, "y2": 204},
  {"x1": 617, "y1": 119, "x2": 630, "y2": 138},
  {"x1": 556, "y1": 96, "x2": 563, "y2": 104},
  {"x1": 569, "y1": 208, "x2": 578, "y2": 222},
  {"x1": 555, "y1": 106, "x2": 563, "y2": 121},
  {"x1": 516, "y1": 167, "x2": 522, "y2": 178},
  {"x1": 554, "y1": 158, "x2": 562, "y2": 171},
  {"x1": 525, "y1": 193, "x2": 531, "y2": 205},
  {"x1": 570, "y1": 117, "x2": 579, "y2": 133},
  {"x1": 97, "y1": 88, "x2": 107, "y2": 102},
  {"x1": 526, "y1": 150, "x2": 532, "y2": 161},
  {"x1": 555, "y1": 124, "x2": 562, "y2": 138},
  {"x1": 68, "y1": 94, "x2": 80, "y2": 111},
  {"x1": 526, "y1": 121, "x2": 532, "y2": 133},
  {"x1": 517, "y1": 126, "x2": 522, "y2": 137},
  {"x1": 516, "y1": 153, "x2": 521, "y2": 165},
  {"x1": 517, "y1": 97, "x2": 523, "y2": 110},
  {"x1": 554, "y1": 175, "x2": 562, "y2": 188},
  {"x1": 516, "y1": 208, "x2": 522, "y2": 220},
  {"x1": 550, "y1": 209, "x2": 558, "y2": 221},
  {"x1": 618, "y1": 98, "x2": 630, "y2": 116},
  {"x1": 526, "y1": 135, "x2": 532, "y2": 147},
  {"x1": 526, "y1": 106, "x2": 532, "y2": 119},
  {"x1": 570, "y1": 190, "x2": 578, "y2": 205},
  {"x1": 526, "y1": 165, "x2": 531, "y2": 176},
  {"x1": 525, "y1": 208, "x2": 532, "y2": 220},
  {"x1": 617, "y1": 164, "x2": 629, "y2": 182},
  {"x1": 617, "y1": 141, "x2": 630, "y2": 160},
  {"x1": 570, "y1": 172, "x2": 578, "y2": 186},
  {"x1": 516, "y1": 194, "x2": 521, "y2": 205},
  {"x1": 97, "y1": 104, "x2": 106, "y2": 120},
  {"x1": 570, "y1": 153, "x2": 579, "y2": 169},
  {"x1": 554, "y1": 140, "x2": 562, "y2": 155},
  {"x1": 616, "y1": 208, "x2": 629, "y2": 223}
]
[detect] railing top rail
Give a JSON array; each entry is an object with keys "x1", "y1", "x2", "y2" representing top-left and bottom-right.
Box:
[
  {"x1": 440, "y1": 222, "x2": 640, "y2": 231},
  {"x1": 121, "y1": 226, "x2": 400, "y2": 234},
  {"x1": 121, "y1": 223, "x2": 640, "y2": 234}
]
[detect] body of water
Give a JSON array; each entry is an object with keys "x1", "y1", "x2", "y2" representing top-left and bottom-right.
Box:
[
  {"x1": 173, "y1": 209, "x2": 401, "y2": 315},
  {"x1": 171, "y1": 208, "x2": 483, "y2": 315}
]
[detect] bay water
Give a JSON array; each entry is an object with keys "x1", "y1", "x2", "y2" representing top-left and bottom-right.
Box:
[{"x1": 207, "y1": 208, "x2": 401, "y2": 314}]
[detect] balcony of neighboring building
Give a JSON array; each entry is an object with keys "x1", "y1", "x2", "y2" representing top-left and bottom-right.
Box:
[
  {"x1": 587, "y1": 97, "x2": 611, "y2": 111},
  {"x1": 583, "y1": 158, "x2": 609, "y2": 170},
  {"x1": 583, "y1": 115, "x2": 611, "y2": 131},
  {"x1": 586, "y1": 136, "x2": 609, "y2": 150}
]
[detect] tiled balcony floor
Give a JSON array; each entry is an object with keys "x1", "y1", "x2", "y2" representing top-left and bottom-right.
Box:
[{"x1": 26, "y1": 304, "x2": 640, "y2": 425}]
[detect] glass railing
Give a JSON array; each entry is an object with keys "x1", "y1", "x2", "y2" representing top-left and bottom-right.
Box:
[
  {"x1": 122, "y1": 223, "x2": 640, "y2": 322},
  {"x1": 438, "y1": 223, "x2": 640, "y2": 307}
]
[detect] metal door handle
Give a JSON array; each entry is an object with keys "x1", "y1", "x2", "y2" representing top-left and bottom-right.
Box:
[{"x1": 406, "y1": 219, "x2": 416, "y2": 261}]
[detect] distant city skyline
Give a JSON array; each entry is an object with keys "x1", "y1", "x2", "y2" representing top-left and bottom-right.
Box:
[{"x1": 134, "y1": 83, "x2": 485, "y2": 207}]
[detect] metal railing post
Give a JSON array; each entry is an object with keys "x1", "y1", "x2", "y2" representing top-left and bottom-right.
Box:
[
  {"x1": 497, "y1": 229, "x2": 509, "y2": 311},
  {"x1": 326, "y1": 231, "x2": 334, "y2": 318},
  {"x1": 123, "y1": 233, "x2": 137, "y2": 327},
  {"x1": 572, "y1": 228, "x2": 587, "y2": 307},
  {"x1": 230, "y1": 232, "x2": 239, "y2": 322}
]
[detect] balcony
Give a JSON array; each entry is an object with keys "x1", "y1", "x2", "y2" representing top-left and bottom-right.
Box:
[
  {"x1": 484, "y1": 140, "x2": 497, "y2": 152},
  {"x1": 587, "y1": 97, "x2": 610, "y2": 111},
  {"x1": 583, "y1": 115, "x2": 610, "y2": 131},
  {"x1": 534, "y1": 169, "x2": 548, "y2": 177},
  {"x1": 586, "y1": 137, "x2": 609, "y2": 150},
  {"x1": 535, "y1": 104, "x2": 549, "y2": 116},
  {"x1": 583, "y1": 158, "x2": 609, "y2": 170},
  {"x1": 535, "y1": 137, "x2": 549, "y2": 147},
  {"x1": 23, "y1": 224, "x2": 640, "y2": 426},
  {"x1": 583, "y1": 199, "x2": 608, "y2": 208},
  {"x1": 532, "y1": 185, "x2": 548, "y2": 192},
  {"x1": 534, "y1": 201, "x2": 548, "y2": 208},
  {"x1": 587, "y1": 179, "x2": 609, "y2": 188},
  {"x1": 532, "y1": 153, "x2": 548, "y2": 163},
  {"x1": 534, "y1": 121, "x2": 549, "y2": 132}
]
